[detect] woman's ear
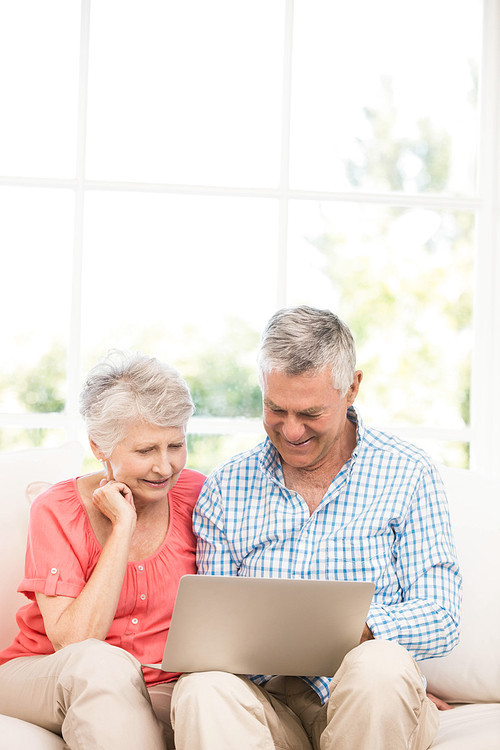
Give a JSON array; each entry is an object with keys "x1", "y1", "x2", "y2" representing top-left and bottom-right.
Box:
[
  {"x1": 89, "y1": 437, "x2": 104, "y2": 461},
  {"x1": 89, "y1": 438, "x2": 114, "y2": 481}
]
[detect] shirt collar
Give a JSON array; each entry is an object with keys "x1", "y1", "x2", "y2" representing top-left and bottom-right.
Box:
[
  {"x1": 347, "y1": 404, "x2": 364, "y2": 459},
  {"x1": 259, "y1": 436, "x2": 283, "y2": 479}
]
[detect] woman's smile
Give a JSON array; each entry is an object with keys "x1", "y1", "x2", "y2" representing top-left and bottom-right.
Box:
[{"x1": 141, "y1": 476, "x2": 172, "y2": 488}]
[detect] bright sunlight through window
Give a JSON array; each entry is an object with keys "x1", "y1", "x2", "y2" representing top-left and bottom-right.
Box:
[{"x1": 1, "y1": 0, "x2": 500, "y2": 477}]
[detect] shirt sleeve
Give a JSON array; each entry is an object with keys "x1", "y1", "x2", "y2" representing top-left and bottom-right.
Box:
[
  {"x1": 193, "y1": 473, "x2": 240, "y2": 575},
  {"x1": 367, "y1": 464, "x2": 462, "y2": 660},
  {"x1": 20, "y1": 483, "x2": 94, "y2": 600}
]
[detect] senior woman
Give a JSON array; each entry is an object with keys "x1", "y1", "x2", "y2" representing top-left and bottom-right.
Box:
[{"x1": 0, "y1": 351, "x2": 205, "y2": 749}]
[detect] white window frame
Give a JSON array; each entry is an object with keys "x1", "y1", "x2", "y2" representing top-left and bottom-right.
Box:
[{"x1": 1, "y1": 0, "x2": 499, "y2": 477}]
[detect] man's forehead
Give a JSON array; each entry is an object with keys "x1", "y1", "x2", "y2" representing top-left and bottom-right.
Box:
[
  {"x1": 262, "y1": 368, "x2": 334, "y2": 389},
  {"x1": 262, "y1": 369, "x2": 339, "y2": 406}
]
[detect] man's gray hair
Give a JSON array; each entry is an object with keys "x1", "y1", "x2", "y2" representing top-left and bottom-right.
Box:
[
  {"x1": 258, "y1": 306, "x2": 356, "y2": 397},
  {"x1": 80, "y1": 350, "x2": 194, "y2": 457}
]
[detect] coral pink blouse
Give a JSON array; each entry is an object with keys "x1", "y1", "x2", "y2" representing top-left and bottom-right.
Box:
[{"x1": 0, "y1": 468, "x2": 205, "y2": 686}]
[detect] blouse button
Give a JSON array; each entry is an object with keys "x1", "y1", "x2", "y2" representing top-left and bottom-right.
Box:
[
  {"x1": 131, "y1": 618, "x2": 139, "y2": 625},
  {"x1": 137, "y1": 565, "x2": 144, "y2": 571},
  {"x1": 140, "y1": 594, "x2": 146, "y2": 601},
  {"x1": 50, "y1": 568, "x2": 57, "y2": 574}
]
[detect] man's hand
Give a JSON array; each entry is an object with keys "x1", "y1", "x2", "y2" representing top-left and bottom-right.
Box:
[
  {"x1": 360, "y1": 623, "x2": 374, "y2": 643},
  {"x1": 427, "y1": 692, "x2": 454, "y2": 711}
]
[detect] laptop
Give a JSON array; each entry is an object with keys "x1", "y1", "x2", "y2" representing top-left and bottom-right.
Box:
[{"x1": 148, "y1": 575, "x2": 375, "y2": 677}]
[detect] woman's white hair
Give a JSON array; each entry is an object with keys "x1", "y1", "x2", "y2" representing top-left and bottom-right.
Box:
[
  {"x1": 79, "y1": 350, "x2": 194, "y2": 457},
  {"x1": 258, "y1": 306, "x2": 356, "y2": 397}
]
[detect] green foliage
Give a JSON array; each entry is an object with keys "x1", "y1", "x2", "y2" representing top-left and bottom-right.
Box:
[
  {"x1": 345, "y1": 77, "x2": 451, "y2": 193},
  {"x1": 17, "y1": 342, "x2": 66, "y2": 413},
  {"x1": 187, "y1": 353, "x2": 261, "y2": 418},
  {"x1": 312, "y1": 77, "x2": 474, "y2": 450},
  {"x1": 180, "y1": 318, "x2": 262, "y2": 418},
  {"x1": 187, "y1": 431, "x2": 264, "y2": 475}
]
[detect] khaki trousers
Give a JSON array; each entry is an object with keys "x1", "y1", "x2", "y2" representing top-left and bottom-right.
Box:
[
  {"x1": 171, "y1": 640, "x2": 440, "y2": 750},
  {"x1": 0, "y1": 639, "x2": 174, "y2": 749}
]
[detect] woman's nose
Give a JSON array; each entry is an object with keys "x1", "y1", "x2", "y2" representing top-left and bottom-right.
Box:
[{"x1": 152, "y1": 452, "x2": 172, "y2": 476}]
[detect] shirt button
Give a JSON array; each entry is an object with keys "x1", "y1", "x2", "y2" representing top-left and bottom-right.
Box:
[
  {"x1": 131, "y1": 618, "x2": 138, "y2": 625},
  {"x1": 50, "y1": 568, "x2": 57, "y2": 574},
  {"x1": 140, "y1": 594, "x2": 146, "y2": 600}
]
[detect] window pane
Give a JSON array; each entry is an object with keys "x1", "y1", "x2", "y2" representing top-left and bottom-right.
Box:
[
  {"x1": 86, "y1": 0, "x2": 285, "y2": 187},
  {"x1": 187, "y1": 432, "x2": 265, "y2": 476},
  {"x1": 290, "y1": 0, "x2": 481, "y2": 194},
  {"x1": 0, "y1": 1, "x2": 80, "y2": 178},
  {"x1": 81, "y1": 192, "x2": 278, "y2": 416},
  {"x1": 0, "y1": 427, "x2": 68, "y2": 452},
  {"x1": 410, "y1": 439, "x2": 469, "y2": 472},
  {"x1": 0, "y1": 187, "x2": 74, "y2": 413},
  {"x1": 287, "y1": 200, "x2": 474, "y2": 433}
]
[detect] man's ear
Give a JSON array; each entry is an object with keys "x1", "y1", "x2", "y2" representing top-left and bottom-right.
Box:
[{"x1": 346, "y1": 370, "x2": 363, "y2": 406}]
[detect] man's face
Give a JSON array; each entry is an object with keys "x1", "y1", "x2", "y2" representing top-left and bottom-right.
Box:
[{"x1": 262, "y1": 368, "x2": 361, "y2": 472}]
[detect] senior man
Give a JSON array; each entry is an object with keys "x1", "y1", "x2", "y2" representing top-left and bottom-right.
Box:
[{"x1": 172, "y1": 306, "x2": 461, "y2": 750}]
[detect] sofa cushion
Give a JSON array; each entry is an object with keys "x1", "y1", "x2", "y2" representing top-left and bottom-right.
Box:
[
  {"x1": 431, "y1": 703, "x2": 500, "y2": 749},
  {"x1": 0, "y1": 714, "x2": 65, "y2": 749},
  {"x1": 420, "y1": 467, "x2": 500, "y2": 704},
  {"x1": 0, "y1": 442, "x2": 84, "y2": 649}
]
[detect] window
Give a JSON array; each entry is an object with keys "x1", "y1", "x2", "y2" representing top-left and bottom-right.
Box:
[{"x1": 2, "y1": 0, "x2": 499, "y2": 476}]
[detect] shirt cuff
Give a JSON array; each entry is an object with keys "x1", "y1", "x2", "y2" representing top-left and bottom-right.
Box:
[{"x1": 366, "y1": 602, "x2": 401, "y2": 642}]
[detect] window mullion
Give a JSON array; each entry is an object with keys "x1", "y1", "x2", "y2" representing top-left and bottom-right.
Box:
[
  {"x1": 470, "y1": 0, "x2": 500, "y2": 474},
  {"x1": 65, "y1": 0, "x2": 91, "y2": 442},
  {"x1": 277, "y1": 0, "x2": 294, "y2": 309}
]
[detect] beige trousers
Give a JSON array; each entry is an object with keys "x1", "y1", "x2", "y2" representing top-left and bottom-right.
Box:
[
  {"x1": 0, "y1": 639, "x2": 174, "y2": 749},
  {"x1": 171, "y1": 640, "x2": 440, "y2": 750}
]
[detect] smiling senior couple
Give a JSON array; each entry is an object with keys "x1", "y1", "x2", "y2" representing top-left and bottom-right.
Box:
[{"x1": 0, "y1": 305, "x2": 461, "y2": 750}]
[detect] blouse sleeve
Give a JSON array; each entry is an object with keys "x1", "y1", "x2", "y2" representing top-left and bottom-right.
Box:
[{"x1": 20, "y1": 480, "x2": 97, "y2": 600}]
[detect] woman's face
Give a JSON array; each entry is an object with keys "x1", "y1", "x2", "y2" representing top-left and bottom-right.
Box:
[{"x1": 103, "y1": 422, "x2": 187, "y2": 506}]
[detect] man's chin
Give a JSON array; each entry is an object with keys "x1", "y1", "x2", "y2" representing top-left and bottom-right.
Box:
[{"x1": 279, "y1": 445, "x2": 318, "y2": 469}]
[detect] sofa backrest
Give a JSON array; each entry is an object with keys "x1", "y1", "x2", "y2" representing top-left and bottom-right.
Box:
[
  {"x1": 0, "y1": 442, "x2": 84, "y2": 649},
  {"x1": 420, "y1": 466, "x2": 500, "y2": 704}
]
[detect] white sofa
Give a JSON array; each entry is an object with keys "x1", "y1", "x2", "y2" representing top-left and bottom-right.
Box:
[{"x1": 0, "y1": 443, "x2": 499, "y2": 748}]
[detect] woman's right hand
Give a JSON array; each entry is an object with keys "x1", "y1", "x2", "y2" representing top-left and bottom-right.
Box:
[{"x1": 92, "y1": 479, "x2": 137, "y2": 533}]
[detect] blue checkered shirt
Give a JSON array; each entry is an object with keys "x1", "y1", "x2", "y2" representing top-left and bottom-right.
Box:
[{"x1": 194, "y1": 407, "x2": 462, "y2": 704}]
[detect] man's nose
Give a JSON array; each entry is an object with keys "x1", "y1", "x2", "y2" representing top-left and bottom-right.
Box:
[{"x1": 282, "y1": 417, "x2": 306, "y2": 443}]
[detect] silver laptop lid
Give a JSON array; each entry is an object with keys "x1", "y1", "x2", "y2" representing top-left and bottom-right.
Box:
[{"x1": 160, "y1": 575, "x2": 375, "y2": 677}]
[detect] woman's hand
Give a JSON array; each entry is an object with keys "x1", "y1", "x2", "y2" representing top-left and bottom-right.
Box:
[{"x1": 92, "y1": 479, "x2": 137, "y2": 533}]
